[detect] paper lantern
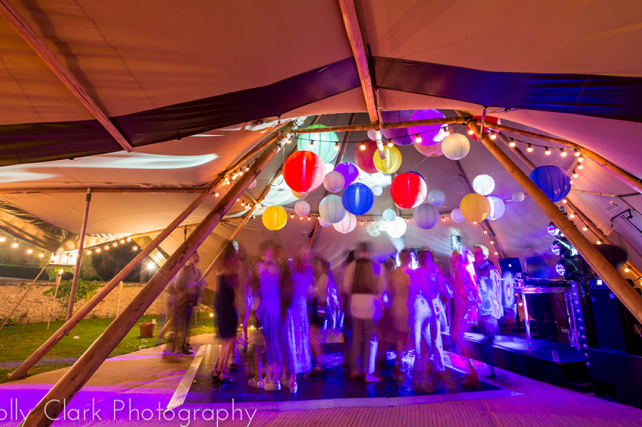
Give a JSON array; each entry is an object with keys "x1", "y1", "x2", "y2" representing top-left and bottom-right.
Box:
[
  {"x1": 451, "y1": 208, "x2": 465, "y2": 223},
  {"x1": 368, "y1": 110, "x2": 415, "y2": 145},
  {"x1": 342, "y1": 183, "x2": 374, "y2": 215},
  {"x1": 335, "y1": 162, "x2": 360, "y2": 188},
  {"x1": 373, "y1": 145, "x2": 402, "y2": 174},
  {"x1": 292, "y1": 190, "x2": 307, "y2": 199},
  {"x1": 460, "y1": 193, "x2": 491, "y2": 222},
  {"x1": 529, "y1": 165, "x2": 571, "y2": 203},
  {"x1": 442, "y1": 134, "x2": 470, "y2": 160},
  {"x1": 372, "y1": 185, "x2": 383, "y2": 196},
  {"x1": 323, "y1": 171, "x2": 345, "y2": 193},
  {"x1": 472, "y1": 174, "x2": 495, "y2": 196},
  {"x1": 319, "y1": 195, "x2": 346, "y2": 224},
  {"x1": 512, "y1": 191, "x2": 525, "y2": 203},
  {"x1": 486, "y1": 195, "x2": 506, "y2": 221},
  {"x1": 324, "y1": 163, "x2": 334, "y2": 174},
  {"x1": 294, "y1": 201, "x2": 310, "y2": 217},
  {"x1": 333, "y1": 212, "x2": 357, "y2": 234},
  {"x1": 470, "y1": 116, "x2": 501, "y2": 141},
  {"x1": 382, "y1": 208, "x2": 397, "y2": 222},
  {"x1": 385, "y1": 217, "x2": 407, "y2": 238},
  {"x1": 408, "y1": 109, "x2": 447, "y2": 146},
  {"x1": 414, "y1": 204, "x2": 440, "y2": 230},
  {"x1": 428, "y1": 189, "x2": 445, "y2": 206},
  {"x1": 283, "y1": 151, "x2": 325, "y2": 193},
  {"x1": 248, "y1": 180, "x2": 257, "y2": 190},
  {"x1": 296, "y1": 124, "x2": 339, "y2": 164},
  {"x1": 319, "y1": 218, "x2": 331, "y2": 228},
  {"x1": 354, "y1": 140, "x2": 379, "y2": 173},
  {"x1": 263, "y1": 206, "x2": 287, "y2": 230},
  {"x1": 415, "y1": 142, "x2": 443, "y2": 157},
  {"x1": 391, "y1": 172, "x2": 428, "y2": 209}
]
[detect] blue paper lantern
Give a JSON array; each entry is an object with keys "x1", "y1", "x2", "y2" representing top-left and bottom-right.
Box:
[
  {"x1": 382, "y1": 208, "x2": 397, "y2": 222},
  {"x1": 335, "y1": 162, "x2": 360, "y2": 188},
  {"x1": 342, "y1": 183, "x2": 374, "y2": 215},
  {"x1": 529, "y1": 165, "x2": 571, "y2": 203}
]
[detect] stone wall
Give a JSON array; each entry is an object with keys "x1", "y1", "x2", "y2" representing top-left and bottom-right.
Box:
[{"x1": 0, "y1": 279, "x2": 169, "y2": 324}]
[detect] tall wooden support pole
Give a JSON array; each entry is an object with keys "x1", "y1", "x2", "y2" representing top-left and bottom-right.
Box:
[
  {"x1": 488, "y1": 122, "x2": 642, "y2": 195},
  {"x1": 46, "y1": 274, "x2": 62, "y2": 330},
  {"x1": 465, "y1": 118, "x2": 642, "y2": 324},
  {"x1": 452, "y1": 160, "x2": 507, "y2": 258},
  {"x1": 0, "y1": 262, "x2": 49, "y2": 334},
  {"x1": 21, "y1": 137, "x2": 283, "y2": 427},
  {"x1": 8, "y1": 132, "x2": 285, "y2": 382},
  {"x1": 67, "y1": 189, "x2": 92, "y2": 321}
]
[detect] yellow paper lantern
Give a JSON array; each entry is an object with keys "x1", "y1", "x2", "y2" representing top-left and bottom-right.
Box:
[
  {"x1": 373, "y1": 145, "x2": 402, "y2": 174},
  {"x1": 262, "y1": 206, "x2": 287, "y2": 230},
  {"x1": 460, "y1": 193, "x2": 490, "y2": 222}
]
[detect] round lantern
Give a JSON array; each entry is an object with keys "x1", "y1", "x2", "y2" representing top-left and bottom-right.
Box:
[
  {"x1": 283, "y1": 151, "x2": 325, "y2": 193},
  {"x1": 323, "y1": 171, "x2": 345, "y2": 193},
  {"x1": 248, "y1": 180, "x2": 257, "y2": 190},
  {"x1": 296, "y1": 124, "x2": 339, "y2": 164},
  {"x1": 325, "y1": 163, "x2": 334, "y2": 174},
  {"x1": 391, "y1": 172, "x2": 428, "y2": 209},
  {"x1": 372, "y1": 185, "x2": 383, "y2": 196},
  {"x1": 415, "y1": 142, "x2": 443, "y2": 157},
  {"x1": 442, "y1": 134, "x2": 470, "y2": 160},
  {"x1": 368, "y1": 110, "x2": 415, "y2": 145},
  {"x1": 451, "y1": 208, "x2": 465, "y2": 223},
  {"x1": 486, "y1": 195, "x2": 506, "y2": 221},
  {"x1": 472, "y1": 174, "x2": 495, "y2": 196},
  {"x1": 408, "y1": 109, "x2": 447, "y2": 146},
  {"x1": 335, "y1": 162, "x2": 360, "y2": 188},
  {"x1": 460, "y1": 193, "x2": 491, "y2": 222},
  {"x1": 414, "y1": 204, "x2": 440, "y2": 230},
  {"x1": 342, "y1": 183, "x2": 374, "y2": 215},
  {"x1": 262, "y1": 206, "x2": 287, "y2": 230},
  {"x1": 529, "y1": 165, "x2": 571, "y2": 203},
  {"x1": 333, "y1": 212, "x2": 357, "y2": 234},
  {"x1": 470, "y1": 116, "x2": 501, "y2": 141},
  {"x1": 292, "y1": 190, "x2": 307, "y2": 199},
  {"x1": 428, "y1": 189, "x2": 446, "y2": 206},
  {"x1": 512, "y1": 191, "x2": 525, "y2": 203},
  {"x1": 385, "y1": 217, "x2": 407, "y2": 238},
  {"x1": 354, "y1": 140, "x2": 379, "y2": 173},
  {"x1": 294, "y1": 201, "x2": 310, "y2": 217},
  {"x1": 319, "y1": 195, "x2": 346, "y2": 224},
  {"x1": 382, "y1": 208, "x2": 397, "y2": 222},
  {"x1": 373, "y1": 145, "x2": 402, "y2": 174},
  {"x1": 319, "y1": 217, "x2": 331, "y2": 228}
]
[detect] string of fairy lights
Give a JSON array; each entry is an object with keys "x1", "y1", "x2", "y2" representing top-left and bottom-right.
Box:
[
  {"x1": 85, "y1": 237, "x2": 138, "y2": 255},
  {"x1": 0, "y1": 235, "x2": 46, "y2": 258}
]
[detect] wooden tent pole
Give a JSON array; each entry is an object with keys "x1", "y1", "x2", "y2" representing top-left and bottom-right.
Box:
[
  {"x1": 115, "y1": 282, "x2": 123, "y2": 317},
  {"x1": 452, "y1": 160, "x2": 507, "y2": 258},
  {"x1": 67, "y1": 189, "x2": 92, "y2": 321},
  {"x1": 293, "y1": 117, "x2": 466, "y2": 134},
  {"x1": 488, "y1": 122, "x2": 642, "y2": 195},
  {"x1": 0, "y1": 262, "x2": 49, "y2": 334},
  {"x1": 8, "y1": 132, "x2": 286, "y2": 382},
  {"x1": 21, "y1": 136, "x2": 283, "y2": 427},
  {"x1": 46, "y1": 274, "x2": 62, "y2": 330},
  {"x1": 465, "y1": 117, "x2": 642, "y2": 324}
]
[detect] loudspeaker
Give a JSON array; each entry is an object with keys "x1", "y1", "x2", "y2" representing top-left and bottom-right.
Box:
[{"x1": 590, "y1": 287, "x2": 642, "y2": 355}]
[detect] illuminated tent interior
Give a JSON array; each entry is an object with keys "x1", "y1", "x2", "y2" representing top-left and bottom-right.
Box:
[{"x1": 2, "y1": 0, "x2": 642, "y2": 421}]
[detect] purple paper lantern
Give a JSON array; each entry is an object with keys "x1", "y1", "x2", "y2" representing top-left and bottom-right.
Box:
[
  {"x1": 529, "y1": 165, "x2": 571, "y2": 203},
  {"x1": 335, "y1": 162, "x2": 360, "y2": 188},
  {"x1": 368, "y1": 110, "x2": 415, "y2": 145},
  {"x1": 408, "y1": 109, "x2": 447, "y2": 146}
]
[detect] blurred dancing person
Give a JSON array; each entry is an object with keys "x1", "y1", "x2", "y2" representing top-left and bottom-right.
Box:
[
  {"x1": 473, "y1": 244, "x2": 503, "y2": 378},
  {"x1": 171, "y1": 251, "x2": 203, "y2": 355},
  {"x1": 337, "y1": 250, "x2": 356, "y2": 365},
  {"x1": 212, "y1": 242, "x2": 239, "y2": 385},
  {"x1": 235, "y1": 245, "x2": 253, "y2": 348},
  {"x1": 450, "y1": 249, "x2": 481, "y2": 388},
  {"x1": 391, "y1": 250, "x2": 413, "y2": 371},
  {"x1": 307, "y1": 257, "x2": 336, "y2": 377}
]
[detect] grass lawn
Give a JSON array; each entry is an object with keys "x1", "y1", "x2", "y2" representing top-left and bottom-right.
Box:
[{"x1": 0, "y1": 315, "x2": 215, "y2": 384}]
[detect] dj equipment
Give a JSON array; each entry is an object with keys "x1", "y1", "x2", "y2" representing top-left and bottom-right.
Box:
[
  {"x1": 523, "y1": 277, "x2": 573, "y2": 288},
  {"x1": 589, "y1": 286, "x2": 642, "y2": 355},
  {"x1": 499, "y1": 257, "x2": 523, "y2": 275}
]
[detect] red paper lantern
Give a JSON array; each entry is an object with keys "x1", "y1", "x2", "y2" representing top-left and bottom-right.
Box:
[
  {"x1": 283, "y1": 151, "x2": 325, "y2": 193},
  {"x1": 391, "y1": 172, "x2": 427, "y2": 209},
  {"x1": 470, "y1": 115, "x2": 501, "y2": 141},
  {"x1": 354, "y1": 140, "x2": 379, "y2": 173}
]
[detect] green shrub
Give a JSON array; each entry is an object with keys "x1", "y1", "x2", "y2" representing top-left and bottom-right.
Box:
[{"x1": 42, "y1": 280, "x2": 102, "y2": 305}]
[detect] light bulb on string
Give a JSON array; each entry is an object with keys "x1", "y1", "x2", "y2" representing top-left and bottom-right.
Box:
[
  {"x1": 387, "y1": 141, "x2": 394, "y2": 148},
  {"x1": 360, "y1": 142, "x2": 366, "y2": 151},
  {"x1": 442, "y1": 217, "x2": 446, "y2": 221},
  {"x1": 0, "y1": 235, "x2": 4, "y2": 242},
  {"x1": 113, "y1": 242, "x2": 118, "y2": 247},
  {"x1": 245, "y1": 165, "x2": 250, "y2": 172},
  {"x1": 484, "y1": 230, "x2": 488, "y2": 234},
  {"x1": 572, "y1": 170, "x2": 578, "y2": 178},
  {"x1": 290, "y1": 213, "x2": 294, "y2": 218},
  {"x1": 308, "y1": 216, "x2": 311, "y2": 221},
  {"x1": 299, "y1": 216, "x2": 303, "y2": 220},
  {"x1": 443, "y1": 127, "x2": 450, "y2": 136},
  {"x1": 405, "y1": 218, "x2": 409, "y2": 223},
  {"x1": 578, "y1": 155, "x2": 584, "y2": 163},
  {"x1": 560, "y1": 148, "x2": 567, "y2": 157},
  {"x1": 574, "y1": 149, "x2": 580, "y2": 157},
  {"x1": 238, "y1": 171, "x2": 243, "y2": 176},
  {"x1": 597, "y1": 240, "x2": 602, "y2": 245},
  {"x1": 578, "y1": 164, "x2": 584, "y2": 170},
  {"x1": 11, "y1": 242, "x2": 18, "y2": 249},
  {"x1": 494, "y1": 252, "x2": 498, "y2": 256},
  {"x1": 334, "y1": 142, "x2": 339, "y2": 151},
  {"x1": 126, "y1": 237, "x2": 131, "y2": 242},
  {"x1": 86, "y1": 250, "x2": 92, "y2": 255},
  {"x1": 569, "y1": 213, "x2": 575, "y2": 218},
  {"x1": 544, "y1": 147, "x2": 551, "y2": 155},
  {"x1": 489, "y1": 133, "x2": 497, "y2": 140},
  {"x1": 490, "y1": 240, "x2": 495, "y2": 244},
  {"x1": 96, "y1": 248, "x2": 101, "y2": 253},
  {"x1": 309, "y1": 140, "x2": 314, "y2": 148},
  {"x1": 104, "y1": 245, "x2": 110, "y2": 250},
  {"x1": 415, "y1": 135, "x2": 422, "y2": 144},
  {"x1": 360, "y1": 220, "x2": 364, "y2": 225},
  {"x1": 625, "y1": 267, "x2": 631, "y2": 273},
  {"x1": 509, "y1": 139, "x2": 516, "y2": 148},
  {"x1": 132, "y1": 246, "x2": 138, "y2": 251},
  {"x1": 570, "y1": 180, "x2": 574, "y2": 184},
  {"x1": 38, "y1": 252, "x2": 44, "y2": 258},
  {"x1": 582, "y1": 226, "x2": 588, "y2": 231},
  {"x1": 26, "y1": 248, "x2": 33, "y2": 254},
  {"x1": 120, "y1": 239, "x2": 125, "y2": 244},
  {"x1": 467, "y1": 129, "x2": 474, "y2": 135},
  {"x1": 527, "y1": 144, "x2": 534, "y2": 153},
  {"x1": 562, "y1": 199, "x2": 567, "y2": 204},
  {"x1": 215, "y1": 192, "x2": 219, "y2": 197}
]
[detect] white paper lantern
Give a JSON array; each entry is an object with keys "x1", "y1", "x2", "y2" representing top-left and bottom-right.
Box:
[
  {"x1": 324, "y1": 163, "x2": 335, "y2": 174},
  {"x1": 248, "y1": 180, "x2": 257, "y2": 190},
  {"x1": 294, "y1": 201, "x2": 310, "y2": 217},
  {"x1": 292, "y1": 190, "x2": 307, "y2": 199},
  {"x1": 385, "y1": 216, "x2": 407, "y2": 238},
  {"x1": 333, "y1": 212, "x2": 357, "y2": 234},
  {"x1": 414, "y1": 204, "x2": 440, "y2": 229},
  {"x1": 427, "y1": 189, "x2": 445, "y2": 206},
  {"x1": 442, "y1": 134, "x2": 470, "y2": 160},
  {"x1": 382, "y1": 208, "x2": 397, "y2": 222},
  {"x1": 472, "y1": 174, "x2": 495, "y2": 196},
  {"x1": 372, "y1": 185, "x2": 383, "y2": 196},
  {"x1": 319, "y1": 218, "x2": 331, "y2": 227},
  {"x1": 323, "y1": 171, "x2": 345, "y2": 193},
  {"x1": 319, "y1": 195, "x2": 347, "y2": 224},
  {"x1": 451, "y1": 208, "x2": 465, "y2": 223},
  {"x1": 486, "y1": 195, "x2": 506, "y2": 220},
  {"x1": 512, "y1": 191, "x2": 525, "y2": 203}
]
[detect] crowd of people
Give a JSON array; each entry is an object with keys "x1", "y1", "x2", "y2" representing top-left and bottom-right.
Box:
[{"x1": 165, "y1": 239, "x2": 515, "y2": 394}]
